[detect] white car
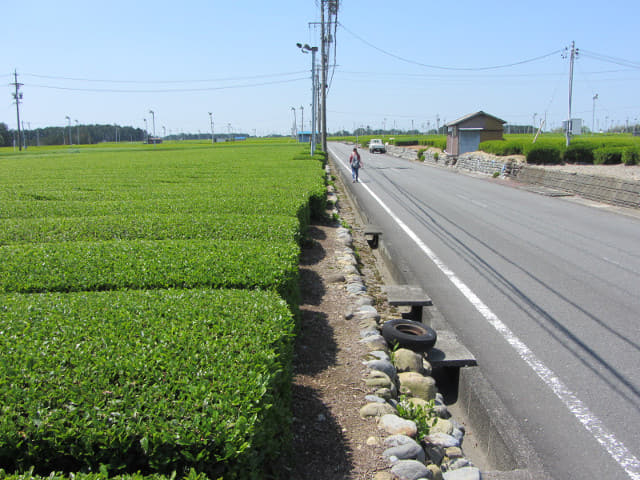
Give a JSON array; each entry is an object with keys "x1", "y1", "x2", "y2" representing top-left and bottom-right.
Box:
[{"x1": 369, "y1": 139, "x2": 386, "y2": 154}]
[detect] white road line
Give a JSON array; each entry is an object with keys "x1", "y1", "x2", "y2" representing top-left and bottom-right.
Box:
[{"x1": 329, "y1": 146, "x2": 640, "y2": 480}]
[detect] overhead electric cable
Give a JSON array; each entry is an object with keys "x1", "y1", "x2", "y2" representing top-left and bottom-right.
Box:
[
  {"x1": 25, "y1": 77, "x2": 307, "y2": 93},
  {"x1": 338, "y1": 21, "x2": 563, "y2": 71},
  {"x1": 579, "y1": 50, "x2": 640, "y2": 69},
  {"x1": 22, "y1": 71, "x2": 308, "y2": 84}
]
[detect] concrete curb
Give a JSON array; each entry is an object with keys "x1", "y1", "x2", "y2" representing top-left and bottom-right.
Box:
[{"x1": 328, "y1": 150, "x2": 553, "y2": 480}]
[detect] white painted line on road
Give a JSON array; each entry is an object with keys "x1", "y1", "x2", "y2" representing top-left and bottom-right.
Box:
[{"x1": 329, "y1": 145, "x2": 640, "y2": 480}]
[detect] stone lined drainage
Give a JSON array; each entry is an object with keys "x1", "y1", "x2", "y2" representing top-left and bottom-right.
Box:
[{"x1": 331, "y1": 206, "x2": 480, "y2": 480}]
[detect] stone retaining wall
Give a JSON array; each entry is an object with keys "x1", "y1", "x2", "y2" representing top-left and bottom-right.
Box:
[
  {"x1": 385, "y1": 145, "x2": 640, "y2": 209},
  {"x1": 515, "y1": 167, "x2": 640, "y2": 209}
]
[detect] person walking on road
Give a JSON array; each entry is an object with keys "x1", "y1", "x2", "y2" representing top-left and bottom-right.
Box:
[{"x1": 349, "y1": 147, "x2": 363, "y2": 183}]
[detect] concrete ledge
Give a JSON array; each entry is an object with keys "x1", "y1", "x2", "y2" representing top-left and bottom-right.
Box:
[
  {"x1": 515, "y1": 166, "x2": 640, "y2": 209},
  {"x1": 456, "y1": 367, "x2": 550, "y2": 479}
]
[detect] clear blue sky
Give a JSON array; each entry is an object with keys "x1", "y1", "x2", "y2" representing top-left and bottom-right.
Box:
[{"x1": 4, "y1": 0, "x2": 639, "y2": 136}]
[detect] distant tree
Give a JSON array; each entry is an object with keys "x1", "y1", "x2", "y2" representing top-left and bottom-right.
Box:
[{"x1": 0, "y1": 122, "x2": 9, "y2": 146}]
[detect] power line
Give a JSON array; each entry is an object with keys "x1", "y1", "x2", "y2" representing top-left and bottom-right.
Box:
[
  {"x1": 22, "y1": 70, "x2": 309, "y2": 84},
  {"x1": 339, "y1": 21, "x2": 563, "y2": 71},
  {"x1": 23, "y1": 76, "x2": 308, "y2": 93},
  {"x1": 579, "y1": 49, "x2": 640, "y2": 70}
]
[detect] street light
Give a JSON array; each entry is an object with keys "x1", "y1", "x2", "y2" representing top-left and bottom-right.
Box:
[
  {"x1": 143, "y1": 118, "x2": 148, "y2": 143},
  {"x1": 296, "y1": 42, "x2": 318, "y2": 155},
  {"x1": 75, "y1": 120, "x2": 80, "y2": 144},
  {"x1": 65, "y1": 116, "x2": 72, "y2": 145},
  {"x1": 290, "y1": 106, "x2": 297, "y2": 141},
  {"x1": 149, "y1": 110, "x2": 156, "y2": 145}
]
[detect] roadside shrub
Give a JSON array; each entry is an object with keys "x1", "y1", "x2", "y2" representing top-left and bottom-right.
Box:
[
  {"x1": 417, "y1": 148, "x2": 426, "y2": 161},
  {"x1": 419, "y1": 138, "x2": 447, "y2": 150},
  {"x1": 593, "y1": 146, "x2": 624, "y2": 165},
  {"x1": 479, "y1": 139, "x2": 523, "y2": 156},
  {"x1": 526, "y1": 146, "x2": 562, "y2": 165},
  {"x1": 394, "y1": 139, "x2": 419, "y2": 147},
  {"x1": 563, "y1": 144, "x2": 595, "y2": 164},
  {"x1": 622, "y1": 147, "x2": 639, "y2": 166}
]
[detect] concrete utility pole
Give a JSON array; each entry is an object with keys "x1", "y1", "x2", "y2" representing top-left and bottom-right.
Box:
[
  {"x1": 65, "y1": 116, "x2": 72, "y2": 145},
  {"x1": 565, "y1": 41, "x2": 578, "y2": 146},
  {"x1": 319, "y1": 0, "x2": 337, "y2": 152},
  {"x1": 209, "y1": 112, "x2": 214, "y2": 144},
  {"x1": 291, "y1": 106, "x2": 297, "y2": 140},
  {"x1": 149, "y1": 110, "x2": 156, "y2": 145},
  {"x1": 11, "y1": 70, "x2": 23, "y2": 151},
  {"x1": 592, "y1": 94, "x2": 598, "y2": 134},
  {"x1": 300, "y1": 105, "x2": 304, "y2": 133}
]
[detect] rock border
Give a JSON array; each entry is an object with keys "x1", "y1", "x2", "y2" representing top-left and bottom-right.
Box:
[{"x1": 327, "y1": 166, "x2": 480, "y2": 480}]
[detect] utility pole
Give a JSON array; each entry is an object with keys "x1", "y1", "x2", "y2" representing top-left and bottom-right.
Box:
[
  {"x1": 320, "y1": 1, "x2": 327, "y2": 152},
  {"x1": 291, "y1": 106, "x2": 297, "y2": 141},
  {"x1": 564, "y1": 41, "x2": 578, "y2": 146},
  {"x1": 149, "y1": 110, "x2": 156, "y2": 146},
  {"x1": 592, "y1": 94, "x2": 598, "y2": 134},
  {"x1": 300, "y1": 105, "x2": 304, "y2": 134},
  {"x1": 65, "y1": 116, "x2": 72, "y2": 145},
  {"x1": 209, "y1": 112, "x2": 214, "y2": 144},
  {"x1": 11, "y1": 70, "x2": 23, "y2": 151}
]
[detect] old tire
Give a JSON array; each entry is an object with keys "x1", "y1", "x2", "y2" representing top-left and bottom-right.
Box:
[{"x1": 381, "y1": 319, "x2": 437, "y2": 353}]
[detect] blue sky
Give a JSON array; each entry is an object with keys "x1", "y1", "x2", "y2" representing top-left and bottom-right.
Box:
[{"x1": 3, "y1": 0, "x2": 639, "y2": 136}]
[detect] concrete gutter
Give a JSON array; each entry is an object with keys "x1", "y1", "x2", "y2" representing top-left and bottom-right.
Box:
[{"x1": 328, "y1": 150, "x2": 552, "y2": 480}]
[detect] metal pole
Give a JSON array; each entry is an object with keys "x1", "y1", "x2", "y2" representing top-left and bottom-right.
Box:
[
  {"x1": 12, "y1": 71, "x2": 23, "y2": 151},
  {"x1": 66, "y1": 116, "x2": 72, "y2": 145}
]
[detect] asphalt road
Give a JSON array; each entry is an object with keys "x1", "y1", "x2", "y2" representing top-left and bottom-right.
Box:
[{"x1": 328, "y1": 142, "x2": 640, "y2": 480}]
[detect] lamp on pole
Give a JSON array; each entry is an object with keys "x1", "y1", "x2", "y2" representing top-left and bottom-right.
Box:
[
  {"x1": 75, "y1": 120, "x2": 80, "y2": 144},
  {"x1": 296, "y1": 43, "x2": 318, "y2": 155},
  {"x1": 148, "y1": 110, "x2": 156, "y2": 145},
  {"x1": 208, "y1": 112, "x2": 214, "y2": 144},
  {"x1": 65, "y1": 116, "x2": 72, "y2": 145},
  {"x1": 143, "y1": 118, "x2": 148, "y2": 143}
]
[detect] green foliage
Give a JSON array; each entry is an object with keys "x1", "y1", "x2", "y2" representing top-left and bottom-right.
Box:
[
  {"x1": 478, "y1": 134, "x2": 640, "y2": 165},
  {"x1": 396, "y1": 397, "x2": 438, "y2": 439},
  {"x1": 0, "y1": 289, "x2": 295, "y2": 478},
  {"x1": 525, "y1": 145, "x2": 562, "y2": 165},
  {"x1": 563, "y1": 144, "x2": 595, "y2": 164},
  {"x1": 478, "y1": 139, "x2": 523, "y2": 156},
  {"x1": 622, "y1": 147, "x2": 639, "y2": 166},
  {"x1": 593, "y1": 146, "x2": 625, "y2": 165},
  {"x1": 0, "y1": 142, "x2": 327, "y2": 478},
  {"x1": 0, "y1": 213, "x2": 300, "y2": 246}
]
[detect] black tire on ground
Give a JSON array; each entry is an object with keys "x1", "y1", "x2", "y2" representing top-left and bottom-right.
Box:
[{"x1": 381, "y1": 319, "x2": 437, "y2": 353}]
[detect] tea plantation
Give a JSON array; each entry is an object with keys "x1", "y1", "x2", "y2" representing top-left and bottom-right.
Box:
[{"x1": 0, "y1": 141, "x2": 327, "y2": 479}]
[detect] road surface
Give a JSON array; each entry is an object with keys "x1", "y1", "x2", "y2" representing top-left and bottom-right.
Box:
[{"x1": 329, "y1": 142, "x2": 640, "y2": 480}]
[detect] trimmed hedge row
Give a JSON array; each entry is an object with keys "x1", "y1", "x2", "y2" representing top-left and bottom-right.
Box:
[
  {"x1": 0, "y1": 213, "x2": 301, "y2": 246},
  {"x1": 479, "y1": 136, "x2": 640, "y2": 165},
  {"x1": 0, "y1": 239, "x2": 299, "y2": 303},
  {"x1": 0, "y1": 289, "x2": 295, "y2": 479}
]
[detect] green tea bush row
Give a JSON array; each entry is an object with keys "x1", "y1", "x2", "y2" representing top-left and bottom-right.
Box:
[
  {"x1": 623, "y1": 147, "x2": 639, "y2": 165},
  {"x1": 0, "y1": 289, "x2": 295, "y2": 478},
  {"x1": 0, "y1": 239, "x2": 299, "y2": 303},
  {"x1": 593, "y1": 146, "x2": 625, "y2": 165},
  {"x1": 478, "y1": 139, "x2": 523, "y2": 156},
  {"x1": 0, "y1": 213, "x2": 300, "y2": 246}
]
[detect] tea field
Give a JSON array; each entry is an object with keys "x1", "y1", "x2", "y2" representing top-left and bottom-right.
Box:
[{"x1": 0, "y1": 141, "x2": 327, "y2": 479}]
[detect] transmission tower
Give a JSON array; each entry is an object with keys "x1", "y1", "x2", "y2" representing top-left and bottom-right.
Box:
[{"x1": 11, "y1": 70, "x2": 23, "y2": 151}]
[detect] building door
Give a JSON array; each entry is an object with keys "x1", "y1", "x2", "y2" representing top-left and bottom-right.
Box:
[{"x1": 459, "y1": 131, "x2": 481, "y2": 154}]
